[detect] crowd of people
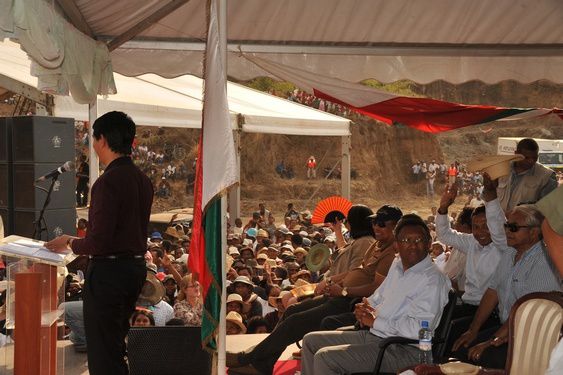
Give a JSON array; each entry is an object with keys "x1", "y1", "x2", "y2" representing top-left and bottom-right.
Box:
[
  {"x1": 57, "y1": 130, "x2": 561, "y2": 375},
  {"x1": 411, "y1": 160, "x2": 485, "y2": 198}
]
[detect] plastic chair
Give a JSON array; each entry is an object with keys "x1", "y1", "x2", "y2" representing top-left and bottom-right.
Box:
[{"x1": 505, "y1": 291, "x2": 563, "y2": 375}]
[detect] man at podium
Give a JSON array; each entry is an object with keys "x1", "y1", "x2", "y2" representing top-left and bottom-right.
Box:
[{"x1": 45, "y1": 111, "x2": 153, "y2": 375}]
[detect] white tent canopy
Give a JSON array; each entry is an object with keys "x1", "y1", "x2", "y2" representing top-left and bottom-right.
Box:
[
  {"x1": 0, "y1": 40, "x2": 350, "y2": 136},
  {"x1": 58, "y1": 0, "x2": 563, "y2": 84}
]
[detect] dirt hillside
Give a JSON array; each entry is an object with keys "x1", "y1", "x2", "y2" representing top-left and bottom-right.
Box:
[{"x1": 1, "y1": 78, "x2": 561, "y2": 219}]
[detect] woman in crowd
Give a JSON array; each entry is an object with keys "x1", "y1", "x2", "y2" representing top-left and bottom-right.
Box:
[{"x1": 173, "y1": 274, "x2": 203, "y2": 326}]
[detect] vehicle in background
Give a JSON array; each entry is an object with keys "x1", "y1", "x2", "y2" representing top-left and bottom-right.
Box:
[{"x1": 498, "y1": 137, "x2": 563, "y2": 172}]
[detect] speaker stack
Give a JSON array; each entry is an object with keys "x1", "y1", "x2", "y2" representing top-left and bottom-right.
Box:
[{"x1": 0, "y1": 116, "x2": 76, "y2": 241}]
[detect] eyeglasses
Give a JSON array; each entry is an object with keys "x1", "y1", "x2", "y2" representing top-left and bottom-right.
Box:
[
  {"x1": 371, "y1": 220, "x2": 387, "y2": 228},
  {"x1": 504, "y1": 222, "x2": 534, "y2": 232},
  {"x1": 398, "y1": 238, "x2": 425, "y2": 245}
]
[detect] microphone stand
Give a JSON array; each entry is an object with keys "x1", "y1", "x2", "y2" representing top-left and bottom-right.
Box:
[{"x1": 33, "y1": 175, "x2": 59, "y2": 241}]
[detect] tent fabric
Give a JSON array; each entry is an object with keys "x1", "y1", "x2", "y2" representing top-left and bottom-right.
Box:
[
  {"x1": 0, "y1": 0, "x2": 115, "y2": 104},
  {"x1": 0, "y1": 40, "x2": 350, "y2": 136},
  {"x1": 53, "y1": 73, "x2": 351, "y2": 136},
  {"x1": 245, "y1": 54, "x2": 563, "y2": 133},
  {"x1": 73, "y1": 0, "x2": 563, "y2": 84}
]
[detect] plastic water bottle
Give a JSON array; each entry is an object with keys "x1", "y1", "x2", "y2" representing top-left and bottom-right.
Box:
[{"x1": 419, "y1": 320, "x2": 433, "y2": 364}]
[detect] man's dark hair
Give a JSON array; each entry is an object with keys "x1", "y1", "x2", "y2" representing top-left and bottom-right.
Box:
[
  {"x1": 394, "y1": 214, "x2": 432, "y2": 244},
  {"x1": 516, "y1": 138, "x2": 539, "y2": 153},
  {"x1": 246, "y1": 316, "x2": 269, "y2": 334},
  {"x1": 471, "y1": 205, "x2": 486, "y2": 219},
  {"x1": 291, "y1": 234, "x2": 303, "y2": 246},
  {"x1": 150, "y1": 247, "x2": 164, "y2": 259},
  {"x1": 92, "y1": 111, "x2": 136, "y2": 155},
  {"x1": 161, "y1": 240, "x2": 172, "y2": 252},
  {"x1": 458, "y1": 207, "x2": 473, "y2": 228}
]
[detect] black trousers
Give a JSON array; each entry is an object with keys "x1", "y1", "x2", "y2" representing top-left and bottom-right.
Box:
[
  {"x1": 239, "y1": 295, "x2": 353, "y2": 374},
  {"x1": 320, "y1": 311, "x2": 357, "y2": 330},
  {"x1": 83, "y1": 257, "x2": 146, "y2": 375}
]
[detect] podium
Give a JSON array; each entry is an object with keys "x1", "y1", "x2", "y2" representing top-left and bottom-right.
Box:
[{"x1": 0, "y1": 235, "x2": 75, "y2": 375}]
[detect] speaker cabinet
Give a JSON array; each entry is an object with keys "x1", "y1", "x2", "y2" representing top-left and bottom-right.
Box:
[
  {"x1": 0, "y1": 117, "x2": 10, "y2": 162},
  {"x1": 13, "y1": 208, "x2": 76, "y2": 241},
  {"x1": 12, "y1": 163, "x2": 76, "y2": 210},
  {"x1": 0, "y1": 163, "x2": 10, "y2": 207},
  {"x1": 11, "y1": 116, "x2": 74, "y2": 163}
]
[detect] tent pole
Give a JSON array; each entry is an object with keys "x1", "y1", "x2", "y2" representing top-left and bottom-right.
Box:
[
  {"x1": 341, "y1": 134, "x2": 351, "y2": 199},
  {"x1": 217, "y1": 0, "x2": 227, "y2": 374}
]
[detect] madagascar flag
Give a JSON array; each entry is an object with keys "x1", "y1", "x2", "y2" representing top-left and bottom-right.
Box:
[
  {"x1": 189, "y1": 0, "x2": 238, "y2": 350},
  {"x1": 244, "y1": 55, "x2": 562, "y2": 133}
]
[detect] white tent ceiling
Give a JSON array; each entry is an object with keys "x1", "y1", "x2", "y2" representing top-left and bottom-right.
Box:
[
  {"x1": 0, "y1": 40, "x2": 350, "y2": 136},
  {"x1": 75, "y1": 0, "x2": 563, "y2": 84}
]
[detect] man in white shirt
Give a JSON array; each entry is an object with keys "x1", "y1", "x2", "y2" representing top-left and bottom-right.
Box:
[
  {"x1": 436, "y1": 178, "x2": 503, "y2": 319},
  {"x1": 301, "y1": 214, "x2": 451, "y2": 374}
]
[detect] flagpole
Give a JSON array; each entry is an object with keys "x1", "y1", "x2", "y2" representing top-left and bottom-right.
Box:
[{"x1": 217, "y1": 1, "x2": 228, "y2": 374}]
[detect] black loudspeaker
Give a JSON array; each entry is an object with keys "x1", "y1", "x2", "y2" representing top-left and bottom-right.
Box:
[
  {"x1": 0, "y1": 207, "x2": 12, "y2": 235},
  {"x1": 11, "y1": 116, "x2": 74, "y2": 163},
  {"x1": 127, "y1": 327, "x2": 212, "y2": 375},
  {"x1": 0, "y1": 163, "x2": 10, "y2": 208},
  {"x1": 0, "y1": 117, "x2": 9, "y2": 162},
  {"x1": 12, "y1": 163, "x2": 76, "y2": 210},
  {"x1": 13, "y1": 208, "x2": 76, "y2": 241}
]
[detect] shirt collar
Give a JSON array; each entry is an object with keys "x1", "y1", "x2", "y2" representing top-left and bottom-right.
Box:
[
  {"x1": 105, "y1": 156, "x2": 132, "y2": 171},
  {"x1": 398, "y1": 254, "x2": 433, "y2": 275}
]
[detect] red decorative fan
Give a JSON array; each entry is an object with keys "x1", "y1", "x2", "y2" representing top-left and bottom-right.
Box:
[{"x1": 311, "y1": 196, "x2": 353, "y2": 225}]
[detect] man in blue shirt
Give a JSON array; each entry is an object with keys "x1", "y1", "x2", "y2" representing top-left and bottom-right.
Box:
[{"x1": 301, "y1": 214, "x2": 451, "y2": 374}]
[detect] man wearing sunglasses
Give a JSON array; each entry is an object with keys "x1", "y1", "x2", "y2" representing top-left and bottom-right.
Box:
[{"x1": 452, "y1": 180, "x2": 561, "y2": 369}]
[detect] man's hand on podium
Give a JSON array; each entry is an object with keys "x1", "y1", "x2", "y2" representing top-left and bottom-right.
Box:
[{"x1": 45, "y1": 235, "x2": 74, "y2": 253}]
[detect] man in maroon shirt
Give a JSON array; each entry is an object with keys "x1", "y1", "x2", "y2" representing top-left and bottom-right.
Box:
[{"x1": 46, "y1": 111, "x2": 153, "y2": 375}]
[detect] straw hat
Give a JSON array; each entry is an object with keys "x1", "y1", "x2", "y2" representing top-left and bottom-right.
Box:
[
  {"x1": 268, "y1": 290, "x2": 291, "y2": 308},
  {"x1": 466, "y1": 154, "x2": 524, "y2": 180},
  {"x1": 226, "y1": 311, "x2": 247, "y2": 334},
  {"x1": 290, "y1": 280, "x2": 316, "y2": 300},
  {"x1": 164, "y1": 226, "x2": 182, "y2": 239},
  {"x1": 227, "y1": 293, "x2": 244, "y2": 307},
  {"x1": 306, "y1": 243, "x2": 330, "y2": 272},
  {"x1": 137, "y1": 263, "x2": 165, "y2": 306}
]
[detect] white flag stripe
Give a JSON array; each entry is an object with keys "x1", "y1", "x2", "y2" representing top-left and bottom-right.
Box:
[
  {"x1": 245, "y1": 54, "x2": 396, "y2": 107},
  {"x1": 202, "y1": 0, "x2": 238, "y2": 208}
]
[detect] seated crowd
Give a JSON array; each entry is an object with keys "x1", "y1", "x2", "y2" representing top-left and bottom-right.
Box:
[{"x1": 59, "y1": 138, "x2": 560, "y2": 375}]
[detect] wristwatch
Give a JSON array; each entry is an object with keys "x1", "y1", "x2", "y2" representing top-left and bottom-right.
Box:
[{"x1": 341, "y1": 287, "x2": 348, "y2": 297}]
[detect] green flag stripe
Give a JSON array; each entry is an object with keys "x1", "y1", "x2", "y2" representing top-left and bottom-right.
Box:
[{"x1": 201, "y1": 198, "x2": 222, "y2": 350}]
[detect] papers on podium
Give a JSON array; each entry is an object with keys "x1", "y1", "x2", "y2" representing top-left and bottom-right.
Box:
[{"x1": 0, "y1": 235, "x2": 76, "y2": 266}]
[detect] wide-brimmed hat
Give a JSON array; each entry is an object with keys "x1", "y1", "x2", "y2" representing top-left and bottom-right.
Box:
[
  {"x1": 227, "y1": 293, "x2": 244, "y2": 307},
  {"x1": 246, "y1": 228, "x2": 257, "y2": 238},
  {"x1": 232, "y1": 275, "x2": 254, "y2": 287},
  {"x1": 293, "y1": 247, "x2": 308, "y2": 256},
  {"x1": 268, "y1": 290, "x2": 291, "y2": 308},
  {"x1": 226, "y1": 311, "x2": 247, "y2": 334},
  {"x1": 164, "y1": 226, "x2": 181, "y2": 239},
  {"x1": 467, "y1": 154, "x2": 524, "y2": 180},
  {"x1": 257, "y1": 253, "x2": 268, "y2": 261},
  {"x1": 257, "y1": 229, "x2": 269, "y2": 238},
  {"x1": 290, "y1": 280, "x2": 316, "y2": 299},
  {"x1": 137, "y1": 263, "x2": 165, "y2": 305},
  {"x1": 306, "y1": 243, "x2": 331, "y2": 272},
  {"x1": 150, "y1": 232, "x2": 163, "y2": 240},
  {"x1": 277, "y1": 226, "x2": 291, "y2": 235}
]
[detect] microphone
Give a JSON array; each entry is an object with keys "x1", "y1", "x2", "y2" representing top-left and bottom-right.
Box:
[{"x1": 35, "y1": 161, "x2": 75, "y2": 182}]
